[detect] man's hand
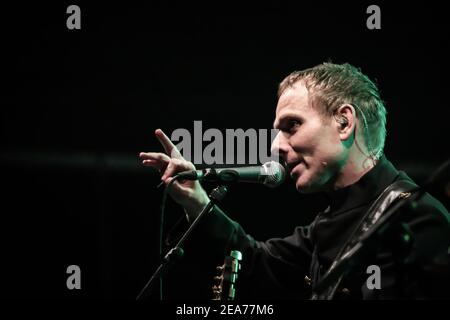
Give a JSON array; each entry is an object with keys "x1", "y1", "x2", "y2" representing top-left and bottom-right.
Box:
[{"x1": 139, "y1": 129, "x2": 210, "y2": 220}]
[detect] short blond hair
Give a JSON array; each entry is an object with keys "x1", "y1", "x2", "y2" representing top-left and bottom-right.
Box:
[{"x1": 278, "y1": 62, "x2": 387, "y2": 160}]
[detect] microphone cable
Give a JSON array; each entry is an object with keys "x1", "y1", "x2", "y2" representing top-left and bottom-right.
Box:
[{"x1": 158, "y1": 174, "x2": 181, "y2": 300}]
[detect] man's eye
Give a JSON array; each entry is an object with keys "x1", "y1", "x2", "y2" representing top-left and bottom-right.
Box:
[{"x1": 289, "y1": 120, "x2": 301, "y2": 129}]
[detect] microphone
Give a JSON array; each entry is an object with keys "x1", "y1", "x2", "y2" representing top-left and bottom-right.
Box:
[{"x1": 176, "y1": 161, "x2": 286, "y2": 188}]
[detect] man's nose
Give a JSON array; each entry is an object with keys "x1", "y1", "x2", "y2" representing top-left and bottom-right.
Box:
[{"x1": 271, "y1": 131, "x2": 289, "y2": 157}]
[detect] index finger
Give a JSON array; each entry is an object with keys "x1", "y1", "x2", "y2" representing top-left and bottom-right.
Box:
[{"x1": 155, "y1": 129, "x2": 183, "y2": 160}]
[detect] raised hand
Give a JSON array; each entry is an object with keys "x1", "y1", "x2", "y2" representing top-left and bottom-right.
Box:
[{"x1": 139, "y1": 129, "x2": 210, "y2": 219}]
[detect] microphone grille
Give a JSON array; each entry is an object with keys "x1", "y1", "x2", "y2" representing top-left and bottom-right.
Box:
[{"x1": 261, "y1": 161, "x2": 286, "y2": 188}]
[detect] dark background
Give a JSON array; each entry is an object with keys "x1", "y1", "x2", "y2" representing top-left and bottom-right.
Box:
[{"x1": 2, "y1": 2, "x2": 449, "y2": 299}]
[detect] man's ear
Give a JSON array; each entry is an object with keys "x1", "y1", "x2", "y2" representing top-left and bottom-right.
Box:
[{"x1": 333, "y1": 104, "x2": 356, "y2": 141}]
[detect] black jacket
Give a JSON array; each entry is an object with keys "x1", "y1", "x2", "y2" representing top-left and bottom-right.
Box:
[{"x1": 170, "y1": 157, "x2": 450, "y2": 299}]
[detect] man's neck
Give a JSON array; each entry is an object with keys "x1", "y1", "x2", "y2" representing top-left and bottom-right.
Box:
[{"x1": 333, "y1": 153, "x2": 377, "y2": 191}]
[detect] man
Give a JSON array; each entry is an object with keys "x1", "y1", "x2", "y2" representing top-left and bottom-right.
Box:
[{"x1": 140, "y1": 63, "x2": 450, "y2": 299}]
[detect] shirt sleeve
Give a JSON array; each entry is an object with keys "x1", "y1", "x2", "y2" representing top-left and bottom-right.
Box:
[{"x1": 167, "y1": 204, "x2": 316, "y2": 299}]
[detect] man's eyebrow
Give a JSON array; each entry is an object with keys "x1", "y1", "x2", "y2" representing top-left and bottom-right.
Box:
[{"x1": 273, "y1": 112, "x2": 303, "y2": 128}]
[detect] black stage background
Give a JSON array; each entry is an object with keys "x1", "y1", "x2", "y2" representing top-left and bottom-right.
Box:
[{"x1": 2, "y1": 2, "x2": 449, "y2": 300}]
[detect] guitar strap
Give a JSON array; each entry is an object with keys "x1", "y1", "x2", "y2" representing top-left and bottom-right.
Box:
[{"x1": 310, "y1": 179, "x2": 419, "y2": 299}]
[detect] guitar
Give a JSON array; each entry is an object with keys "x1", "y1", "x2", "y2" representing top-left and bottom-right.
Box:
[{"x1": 212, "y1": 250, "x2": 242, "y2": 300}]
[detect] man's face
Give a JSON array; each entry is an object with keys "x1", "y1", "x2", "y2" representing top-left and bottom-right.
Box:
[{"x1": 272, "y1": 82, "x2": 345, "y2": 193}]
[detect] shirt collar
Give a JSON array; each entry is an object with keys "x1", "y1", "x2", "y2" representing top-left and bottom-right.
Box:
[{"x1": 323, "y1": 156, "x2": 400, "y2": 216}]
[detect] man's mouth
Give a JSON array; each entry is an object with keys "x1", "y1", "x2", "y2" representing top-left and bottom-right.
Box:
[{"x1": 286, "y1": 160, "x2": 303, "y2": 175}]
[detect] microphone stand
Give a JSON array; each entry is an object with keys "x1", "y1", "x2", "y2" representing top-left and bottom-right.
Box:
[{"x1": 136, "y1": 184, "x2": 228, "y2": 300}]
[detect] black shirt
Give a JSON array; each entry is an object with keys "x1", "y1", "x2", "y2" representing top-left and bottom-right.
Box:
[{"x1": 175, "y1": 157, "x2": 450, "y2": 299}]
